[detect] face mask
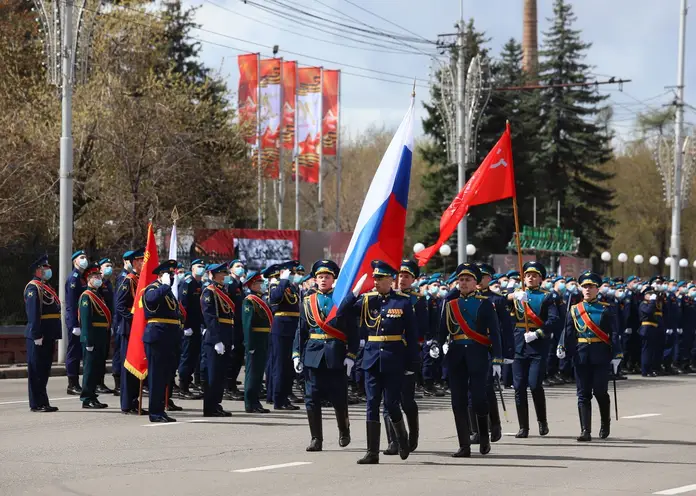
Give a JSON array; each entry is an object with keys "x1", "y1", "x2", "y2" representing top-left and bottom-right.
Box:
[
  {"x1": 293, "y1": 275, "x2": 303, "y2": 284},
  {"x1": 124, "y1": 261, "x2": 132, "y2": 272},
  {"x1": 599, "y1": 286, "x2": 608, "y2": 294},
  {"x1": 223, "y1": 275, "x2": 232, "y2": 285},
  {"x1": 514, "y1": 282, "x2": 522, "y2": 290},
  {"x1": 102, "y1": 267, "x2": 113, "y2": 277},
  {"x1": 542, "y1": 282, "x2": 552, "y2": 290},
  {"x1": 557, "y1": 283, "x2": 566, "y2": 293},
  {"x1": 670, "y1": 286, "x2": 677, "y2": 293},
  {"x1": 616, "y1": 291, "x2": 624, "y2": 300},
  {"x1": 233, "y1": 267, "x2": 246, "y2": 277},
  {"x1": 607, "y1": 289, "x2": 616, "y2": 298},
  {"x1": 429, "y1": 286, "x2": 439, "y2": 295},
  {"x1": 439, "y1": 288, "x2": 448, "y2": 297},
  {"x1": 77, "y1": 258, "x2": 88, "y2": 270},
  {"x1": 42, "y1": 268, "x2": 52, "y2": 281},
  {"x1": 194, "y1": 266, "x2": 205, "y2": 277},
  {"x1": 507, "y1": 280, "x2": 516, "y2": 289},
  {"x1": 689, "y1": 291, "x2": 696, "y2": 298},
  {"x1": 91, "y1": 278, "x2": 103, "y2": 289},
  {"x1": 662, "y1": 284, "x2": 669, "y2": 292},
  {"x1": 490, "y1": 286, "x2": 501, "y2": 294},
  {"x1": 176, "y1": 273, "x2": 185, "y2": 282},
  {"x1": 566, "y1": 284, "x2": 577, "y2": 294}
]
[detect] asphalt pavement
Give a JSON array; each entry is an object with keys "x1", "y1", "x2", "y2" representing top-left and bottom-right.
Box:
[{"x1": 1, "y1": 374, "x2": 696, "y2": 496}]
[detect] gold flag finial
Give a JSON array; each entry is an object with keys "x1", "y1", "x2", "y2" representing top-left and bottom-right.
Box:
[
  {"x1": 411, "y1": 78, "x2": 416, "y2": 98},
  {"x1": 171, "y1": 206, "x2": 179, "y2": 223}
]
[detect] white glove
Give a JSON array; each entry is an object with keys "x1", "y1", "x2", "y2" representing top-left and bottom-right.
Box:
[
  {"x1": 429, "y1": 345, "x2": 440, "y2": 359},
  {"x1": 352, "y1": 273, "x2": 368, "y2": 297},
  {"x1": 34, "y1": 337, "x2": 43, "y2": 346},
  {"x1": 359, "y1": 339, "x2": 365, "y2": 348},
  {"x1": 214, "y1": 342, "x2": 225, "y2": 355},
  {"x1": 666, "y1": 329, "x2": 674, "y2": 335},
  {"x1": 556, "y1": 348, "x2": 566, "y2": 359},
  {"x1": 442, "y1": 343, "x2": 449, "y2": 355},
  {"x1": 184, "y1": 328, "x2": 193, "y2": 337},
  {"x1": 404, "y1": 371, "x2": 415, "y2": 375},
  {"x1": 611, "y1": 358, "x2": 622, "y2": 374},
  {"x1": 492, "y1": 365, "x2": 501, "y2": 378},
  {"x1": 677, "y1": 328, "x2": 684, "y2": 335},
  {"x1": 524, "y1": 332, "x2": 538, "y2": 343},
  {"x1": 514, "y1": 290, "x2": 528, "y2": 302},
  {"x1": 86, "y1": 346, "x2": 94, "y2": 352},
  {"x1": 649, "y1": 294, "x2": 658, "y2": 301},
  {"x1": 343, "y1": 357, "x2": 354, "y2": 377},
  {"x1": 293, "y1": 357, "x2": 303, "y2": 373},
  {"x1": 202, "y1": 328, "x2": 207, "y2": 336},
  {"x1": 280, "y1": 269, "x2": 291, "y2": 280},
  {"x1": 503, "y1": 358, "x2": 514, "y2": 365},
  {"x1": 161, "y1": 272, "x2": 171, "y2": 286},
  {"x1": 270, "y1": 278, "x2": 278, "y2": 285},
  {"x1": 248, "y1": 349, "x2": 255, "y2": 354},
  {"x1": 624, "y1": 328, "x2": 632, "y2": 335},
  {"x1": 72, "y1": 327, "x2": 81, "y2": 337}
]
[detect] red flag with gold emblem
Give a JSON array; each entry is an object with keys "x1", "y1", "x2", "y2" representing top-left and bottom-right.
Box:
[{"x1": 123, "y1": 222, "x2": 159, "y2": 380}]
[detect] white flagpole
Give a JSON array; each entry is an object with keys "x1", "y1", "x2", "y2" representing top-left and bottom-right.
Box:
[
  {"x1": 317, "y1": 67, "x2": 324, "y2": 231},
  {"x1": 295, "y1": 66, "x2": 300, "y2": 231},
  {"x1": 335, "y1": 70, "x2": 342, "y2": 231},
  {"x1": 278, "y1": 57, "x2": 284, "y2": 229},
  {"x1": 169, "y1": 219, "x2": 178, "y2": 298}
]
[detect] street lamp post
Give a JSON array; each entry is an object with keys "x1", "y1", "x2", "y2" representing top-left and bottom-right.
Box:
[
  {"x1": 601, "y1": 251, "x2": 611, "y2": 277},
  {"x1": 618, "y1": 253, "x2": 628, "y2": 279},
  {"x1": 649, "y1": 256, "x2": 659, "y2": 276},
  {"x1": 634, "y1": 255, "x2": 644, "y2": 277},
  {"x1": 466, "y1": 244, "x2": 476, "y2": 257},
  {"x1": 413, "y1": 243, "x2": 425, "y2": 255},
  {"x1": 440, "y1": 243, "x2": 452, "y2": 274},
  {"x1": 680, "y1": 258, "x2": 689, "y2": 279}
]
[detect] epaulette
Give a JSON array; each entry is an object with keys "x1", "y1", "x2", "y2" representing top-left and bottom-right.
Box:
[
  {"x1": 184, "y1": 275, "x2": 193, "y2": 282},
  {"x1": 475, "y1": 295, "x2": 488, "y2": 300},
  {"x1": 599, "y1": 301, "x2": 610, "y2": 306},
  {"x1": 363, "y1": 291, "x2": 379, "y2": 296},
  {"x1": 394, "y1": 290, "x2": 409, "y2": 298},
  {"x1": 539, "y1": 288, "x2": 549, "y2": 294}
]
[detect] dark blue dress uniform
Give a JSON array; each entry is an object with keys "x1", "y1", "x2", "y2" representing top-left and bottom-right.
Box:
[
  {"x1": 177, "y1": 260, "x2": 204, "y2": 396},
  {"x1": 422, "y1": 275, "x2": 443, "y2": 392},
  {"x1": 24, "y1": 256, "x2": 61, "y2": 412},
  {"x1": 561, "y1": 271, "x2": 622, "y2": 441},
  {"x1": 678, "y1": 291, "x2": 696, "y2": 371},
  {"x1": 200, "y1": 263, "x2": 236, "y2": 417},
  {"x1": 241, "y1": 272, "x2": 272, "y2": 413},
  {"x1": 345, "y1": 260, "x2": 419, "y2": 464},
  {"x1": 293, "y1": 260, "x2": 357, "y2": 452},
  {"x1": 111, "y1": 250, "x2": 135, "y2": 391},
  {"x1": 225, "y1": 260, "x2": 247, "y2": 399},
  {"x1": 267, "y1": 261, "x2": 302, "y2": 410},
  {"x1": 65, "y1": 250, "x2": 88, "y2": 393},
  {"x1": 638, "y1": 288, "x2": 664, "y2": 377},
  {"x1": 511, "y1": 261, "x2": 559, "y2": 438},
  {"x1": 142, "y1": 260, "x2": 182, "y2": 423},
  {"x1": 116, "y1": 249, "x2": 144, "y2": 413},
  {"x1": 439, "y1": 263, "x2": 502, "y2": 457},
  {"x1": 663, "y1": 290, "x2": 681, "y2": 372}
]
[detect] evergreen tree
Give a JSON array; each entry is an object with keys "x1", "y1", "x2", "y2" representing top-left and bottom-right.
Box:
[{"x1": 537, "y1": 0, "x2": 615, "y2": 255}]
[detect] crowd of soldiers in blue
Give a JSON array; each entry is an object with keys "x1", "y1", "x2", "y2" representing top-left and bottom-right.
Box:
[{"x1": 23, "y1": 248, "x2": 696, "y2": 462}]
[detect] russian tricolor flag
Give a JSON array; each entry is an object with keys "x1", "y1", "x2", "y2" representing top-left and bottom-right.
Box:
[{"x1": 333, "y1": 97, "x2": 414, "y2": 307}]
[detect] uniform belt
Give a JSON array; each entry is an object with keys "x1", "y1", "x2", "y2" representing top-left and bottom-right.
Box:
[
  {"x1": 515, "y1": 323, "x2": 539, "y2": 330},
  {"x1": 641, "y1": 321, "x2": 658, "y2": 327},
  {"x1": 310, "y1": 333, "x2": 335, "y2": 340},
  {"x1": 655, "y1": 311, "x2": 663, "y2": 316},
  {"x1": 252, "y1": 327, "x2": 270, "y2": 333},
  {"x1": 93, "y1": 323, "x2": 109, "y2": 328},
  {"x1": 41, "y1": 313, "x2": 60, "y2": 320},
  {"x1": 451, "y1": 334, "x2": 471, "y2": 342},
  {"x1": 147, "y1": 318, "x2": 179, "y2": 325},
  {"x1": 368, "y1": 335, "x2": 403, "y2": 342},
  {"x1": 275, "y1": 312, "x2": 299, "y2": 317},
  {"x1": 577, "y1": 337, "x2": 604, "y2": 343},
  {"x1": 218, "y1": 318, "x2": 234, "y2": 324}
]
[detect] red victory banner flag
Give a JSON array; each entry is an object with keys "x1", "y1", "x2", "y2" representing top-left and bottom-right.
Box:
[
  {"x1": 282, "y1": 61, "x2": 296, "y2": 151},
  {"x1": 296, "y1": 67, "x2": 322, "y2": 183},
  {"x1": 322, "y1": 69, "x2": 339, "y2": 156},
  {"x1": 238, "y1": 53, "x2": 259, "y2": 144},
  {"x1": 259, "y1": 58, "x2": 281, "y2": 179},
  {"x1": 123, "y1": 222, "x2": 160, "y2": 380},
  {"x1": 416, "y1": 123, "x2": 516, "y2": 266}
]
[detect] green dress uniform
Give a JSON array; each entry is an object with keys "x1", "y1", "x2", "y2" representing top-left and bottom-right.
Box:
[
  {"x1": 242, "y1": 276, "x2": 273, "y2": 413},
  {"x1": 79, "y1": 281, "x2": 112, "y2": 408}
]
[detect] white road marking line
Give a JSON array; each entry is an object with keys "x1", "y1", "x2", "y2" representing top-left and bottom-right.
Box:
[
  {"x1": 0, "y1": 397, "x2": 73, "y2": 406},
  {"x1": 503, "y1": 432, "x2": 519, "y2": 436},
  {"x1": 654, "y1": 483, "x2": 696, "y2": 495},
  {"x1": 142, "y1": 419, "x2": 211, "y2": 427},
  {"x1": 232, "y1": 462, "x2": 312, "y2": 473},
  {"x1": 622, "y1": 413, "x2": 662, "y2": 419}
]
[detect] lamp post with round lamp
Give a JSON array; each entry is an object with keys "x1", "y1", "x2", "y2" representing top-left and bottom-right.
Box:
[
  {"x1": 634, "y1": 255, "x2": 644, "y2": 277},
  {"x1": 601, "y1": 251, "x2": 611, "y2": 277},
  {"x1": 617, "y1": 253, "x2": 628, "y2": 279}
]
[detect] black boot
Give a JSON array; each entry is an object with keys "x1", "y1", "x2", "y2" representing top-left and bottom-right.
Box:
[
  {"x1": 66, "y1": 376, "x2": 81, "y2": 395},
  {"x1": 487, "y1": 383, "x2": 502, "y2": 442},
  {"x1": 406, "y1": 411, "x2": 419, "y2": 452},
  {"x1": 335, "y1": 407, "x2": 351, "y2": 447},
  {"x1": 597, "y1": 395, "x2": 611, "y2": 439},
  {"x1": 452, "y1": 410, "x2": 471, "y2": 457},
  {"x1": 477, "y1": 415, "x2": 491, "y2": 455},
  {"x1": 382, "y1": 416, "x2": 398, "y2": 455},
  {"x1": 577, "y1": 404, "x2": 592, "y2": 442},
  {"x1": 532, "y1": 388, "x2": 549, "y2": 436},
  {"x1": 306, "y1": 409, "x2": 323, "y2": 452},
  {"x1": 357, "y1": 421, "x2": 380, "y2": 464},
  {"x1": 515, "y1": 402, "x2": 530, "y2": 438},
  {"x1": 468, "y1": 405, "x2": 480, "y2": 444},
  {"x1": 392, "y1": 418, "x2": 410, "y2": 460},
  {"x1": 113, "y1": 375, "x2": 121, "y2": 396}
]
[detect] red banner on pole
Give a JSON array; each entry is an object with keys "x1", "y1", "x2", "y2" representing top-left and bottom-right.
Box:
[
  {"x1": 296, "y1": 67, "x2": 321, "y2": 183},
  {"x1": 282, "y1": 61, "x2": 296, "y2": 151},
  {"x1": 123, "y1": 223, "x2": 159, "y2": 380},
  {"x1": 260, "y1": 59, "x2": 281, "y2": 179},
  {"x1": 322, "y1": 69, "x2": 339, "y2": 156},
  {"x1": 238, "y1": 53, "x2": 259, "y2": 144}
]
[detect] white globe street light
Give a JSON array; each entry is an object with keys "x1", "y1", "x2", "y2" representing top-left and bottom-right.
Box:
[
  {"x1": 413, "y1": 243, "x2": 425, "y2": 254},
  {"x1": 601, "y1": 251, "x2": 611, "y2": 262},
  {"x1": 680, "y1": 258, "x2": 689, "y2": 268},
  {"x1": 649, "y1": 256, "x2": 659, "y2": 266},
  {"x1": 466, "y1": 244, "x2": 476, "y2": 256},
  {"x1": 634, "y1": 255, "x2": 644, "y2": 264},
  {"x1": 618, "y1": 253, "x2": 628, "y2": 263},
  {"x1": 665, "y1": 257, "x2": 673, "y2": 266},
  {"x1": 439, "y1": 244, "x2": 452, "y2": 257}
]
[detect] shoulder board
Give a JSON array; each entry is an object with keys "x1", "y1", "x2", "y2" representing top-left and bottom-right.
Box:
[
  {"x1": 599, "y1": 301, "x2": 611, "y2": 306},
  {"x1": 184, "y1": 275, "x2": 193, "y2": 282},
  {"x1": 394, "y1": 291, "x2": 408, "y2": 298},
  {"x1": 475, "y1": 295, "x2": 488, "y2": 300},
  {"x1": 538, "y1": 288, "x2": 549, "y2": 294},
  {"x1": 72, "y1": 271, "x2": 79, "y2": 278},
  {"x1": 363, "y1": 291, "x2": 378, "y2": 296}
]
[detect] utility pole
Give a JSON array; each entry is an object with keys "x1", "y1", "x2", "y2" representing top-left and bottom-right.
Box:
[
  {"x1": 456, "y1": 14, "x2": 467, "y2": 264},
  {"x1": 670, "y1": 0, "x2": 688, "y2": 280}
]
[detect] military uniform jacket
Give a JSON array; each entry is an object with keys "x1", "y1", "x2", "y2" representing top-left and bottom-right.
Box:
[
  {"x1": 64, "y1": 269, "x2": 86, "y2": 331},
  {"x1": 564, "y1": 298, "x2": 622, "y2": 365},
  {"x1": 201, "y1": 282, "x2": 236, "y2": 348},
  {"x1": 426, "y1": 295, "x2": 441, "y2": 341},
  {"x1": 24, "y1": 277, "x2": 62, "y2": 340},
  {"x1": 480, "y1": 288, "x2": 514, "y2": 360},
  {"x1": 682, "y1": 296, "x2": 696, "y2": 332},
  {"x1": 268, "y1": 280, "x2": 300, "y2": 338},
  {"x1": 225, "y1": 277, "x2": 245, "y2": 337},
  {"x1": 242, "y1": 291, "x2": 272, "y2": 351},
  {"x1": 439, "y1": 291, "x2": 502, "y2": 366},
  {"x1": 638, "y1": 300, "x2": 662, "y2": 332},
  {"x1": 142, "y1": 282, "x2": 182, "y2": 346},
  {"x1": 293, "y1": 290, "x2": 358, "y2": 370},
  {"x1": 402, "y1": 288, "x2": 429, "y2": 343},
  {"x1": 345, "y1": 290, "x2": 419, "y2": 374},
  {"x1": 79, "y1": 288, "x2": 112, "y2": 349},
  {"x1": 99, "y1": 280, "x2": 115, "y2": 333},
  {"x1": 666, "y1": 294, "x2": 681, "y2": 330},
  {"x1": 178, "y1": 275, "x2": 203, "y2": 333},
  {"x1": 512, "y1": 287, "x2": 560, "y2": 358},
  {"x1": 112, "y1": 270, "x2": 130, "y2": 332},
  {"x1": 115, "y1": 273, "x2": 139, "y2": 336}
]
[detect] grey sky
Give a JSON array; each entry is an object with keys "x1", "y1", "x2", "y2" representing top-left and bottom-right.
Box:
[{"x1": 184, "y1": 0, "x2": 695, "y2": 142}]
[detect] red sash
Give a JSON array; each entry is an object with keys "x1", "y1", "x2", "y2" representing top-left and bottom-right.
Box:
[
  {"x1": 247, "y1": 294, "x2": 274, "y2": 324},
  {"x1": 178, "y1": 302, "x2": 187, "y2": 322},
  {"x1": 83, "y1": 290, "x2": 112, "y2": 327},
  {"x1": 210, "y1": 285, "x2": 236, "y2": 313},
  {"x1": 522, "y1": 302, "x2": 545, "y2": 328},
  {"x1": 309, "y1": 293, "x2": 347, "y2": 343},
  {"x1": 28, "y1": 280, "x2": 61, "y2": 305},
  {"x1": 448, "y1": 300, "x2": 492, "y2": 347},
  {"x1": 576, "y1": 302, "x2": 611, "y2": 345}
]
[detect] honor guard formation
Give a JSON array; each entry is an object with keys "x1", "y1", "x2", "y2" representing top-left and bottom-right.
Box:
[{"x1": 23, "y1": 252, "x2": 696, "y2": 460}]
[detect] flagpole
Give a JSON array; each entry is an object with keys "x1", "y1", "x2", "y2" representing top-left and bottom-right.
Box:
[
  {"x1": 295, "y1": 66, "x2": 300, "y2": 231},
  {"x1": 278, "y1": 57, "x2": 284, "y2": 229},
  {"x1": 335, "y1": 70, "x2": 342, "y2": 231},
  {"x1": 317, "y1": 67, "x2": 324, "y2": 231},
  {"x1": 256, "y1": 53, "x2": 262, "y2": 229}
]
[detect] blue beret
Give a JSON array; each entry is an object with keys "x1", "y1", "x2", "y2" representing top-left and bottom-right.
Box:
[
  {"x1": 177, "y1": 262, "x2": 184, "y2": 269},
  {"x1": 122, "y1": 250, "x2": 135, "y2": 261},
  {"x1": 71, "y1": 250, "x2": 86, "y2": 261},
  {"x1": 229, "y1": 259, "x2": 244, "y2": 266},
  {"x1": 208, "y1": 263, "x2": 228, "y2": 275},
  {"x1": 131, "y1": 249, "x2": 145, "y2": 260},
  {"x1": 295, "y1": 264, "x2": 306, "y2": 273},
  {"x1": 523, "y1": 261, "x2": 546, "y2": 279},
  {"x1": 418, "y1": 280, "x2": 429, "y2": 287},
  {"x1": 312, "y1": 259, "x2": 339, "y2": 278},
  {"x1": 98, "y1": 258, "x2": 112, "y2": 266},
  {"x1": 191, "y1": 258, "x2": 205, "y2": 267},
  {"x1": 445, "y1": 274, "x2": 457, "y2": 285},
  {"x1": 152, "y1": 259, "x2": 178, "y2": 275},
  {"x1": 371, "y1": 260, "x2": 397, "y2": 278},
  {"x1": 244, "y1": 271, "x2": 262, "y2": 287},
  {"x1": 578, "y1": 271, "x2": 602, "y2": 287},
  {"x1": 476, "y1": 263, "x2": 495, "y2": 277},
  {"x1": 455, "y1": 262, "x2": 482, "y2": 283},
  {"x1": 399, "y1": 259, "x2": 420, "y2": 278},
  {"x1": 626, "y1": 275, "x2": 638, "y2": 283},
  {"x1": 300, "y1": 274, "x2": 312, "y2": 284},
  {"x1": 506, "y1": 270, "x2": 520, "y2": 278}
]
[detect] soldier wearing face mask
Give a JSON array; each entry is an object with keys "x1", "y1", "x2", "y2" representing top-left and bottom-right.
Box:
[
  {"x1": 96, "y1": 258, "x2": 115, "y2": 395},
  {"x1": 224, "y1": 259, "x2": 247, "y2": 401},
  {"x1": 177, "y1": 259, "x2": 206, "y2": 399},
  {"x1": 662, "y1": 279, "x2": 682, "y2": 375},
  {"x1": 111, "y1": 250, "x2": 135, "y2": 397},
  {"x1": 422, "y1": 276, "x2": 444, "y2": 397},
  {"x1": 678, "y1": 285, "x2": 696, "y2": 373},
  {"x1": 65, "y1": 250, "x2": 90, "y2": 395}
]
